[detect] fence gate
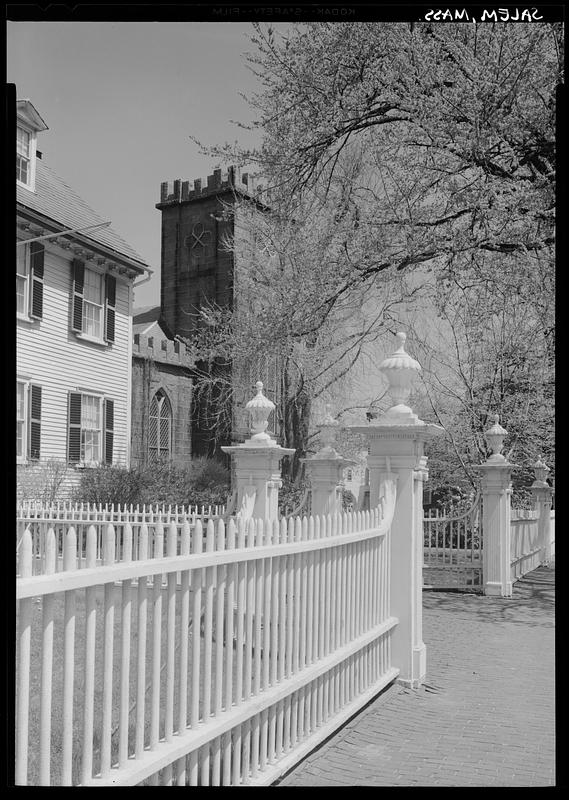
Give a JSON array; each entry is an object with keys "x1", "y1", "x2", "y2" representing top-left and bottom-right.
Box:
[{"x1": 423, "y1": 494, "x2": 483, "y2": 592}]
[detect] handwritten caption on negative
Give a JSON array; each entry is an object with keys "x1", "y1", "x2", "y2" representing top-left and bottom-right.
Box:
[{"x1": 423, "y1": 8, "x2": 544, "y2": 22}]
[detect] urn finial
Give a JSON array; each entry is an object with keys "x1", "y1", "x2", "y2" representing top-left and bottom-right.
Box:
[
  {"x1": 245, "y1": 381, "x2": 275, "y2": 441},
  {"x1": 532, "y1": 454, "x2": 550, "y2": 487},
  {"x1": 484, "y1": 414, "x2": 508, "y2": 463},
  {"x1": 318, "y1": 404, "x2": 339, "y2": 452},
  {"x1": 377, "y1": 331, "x2": 422, "y2": 422}
]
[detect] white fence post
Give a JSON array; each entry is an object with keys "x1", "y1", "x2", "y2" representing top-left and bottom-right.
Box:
[
  {"x1": 476, "y1": 415, "x2": 514, "y2": 597},
  {"x1": 304, "y1": 406, "x2": 355, "y2": 517},
  {"x1": 350, "y1": 332, "x2": 443, "y2": 688},
  {"x1": 530, "y1": 456, "x2": 554, "y2": 566},
  {"x1": 222, "y1": 382, "x2": 295, "y2": 521}
]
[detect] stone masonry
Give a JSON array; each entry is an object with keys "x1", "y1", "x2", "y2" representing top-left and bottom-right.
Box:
[
  {"x1": 130, "y1": 333, "x2": 193, "y2": 468},
  {"x1": 154, "y1": 167, "x2": 279, "y2": 456}
]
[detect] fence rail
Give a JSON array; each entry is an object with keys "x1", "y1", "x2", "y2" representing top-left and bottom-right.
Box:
[
  {"x1": 16, "y1": 506, "x2": 397, "y2": 786},
  {"x1": 509, "y1": 508, "x2": 541, "y2": 580}
]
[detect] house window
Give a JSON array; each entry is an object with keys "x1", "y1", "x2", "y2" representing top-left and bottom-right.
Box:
[
  {"x1": 81, "y1": 394, "x2": 102, "y2": 463},
  {"x1": 346, "y1": 469, "x2": 353, "y2": 481},
  {"x1": 17, "y1": 126, "x2": 31, "y2": 186},
  {"x1": 16, "y1": 242, "x2": 44, "y2": 319},
  {"x1": 82, "y1": 268, "x2": 103, "y2": 339},
  {"x1": 17, "y1": 380, "x2": 42, "y2": 462},
  {"x1": 68, "y1": 392, "x2": 114, "y2": 465},
  {"x1": 16, "y1": 382, "x2": 26, "y2": 460},
  {"x1": 16, "y1": 245, "x2": 29, "y2": 315},
  {"x1": 71, "y1": 260, "x2": 116, "y2": 343},
  {"x1": 148, "y1": 390, "x2": 172, "y2": 462}
]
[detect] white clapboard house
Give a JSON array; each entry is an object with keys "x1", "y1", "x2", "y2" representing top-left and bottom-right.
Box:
[{"x1": 16, "y1": 99, "x2": 152, "y2": 498}]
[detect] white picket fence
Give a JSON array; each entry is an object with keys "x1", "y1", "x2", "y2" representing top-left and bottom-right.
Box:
[
  {"x1": 17, "y1": 503, "x2": 225, "y2": 576},
  {"x1": 509, "y1": 508, "x2": 541, "y2": 580},
  {"x1": 16, "y1": 505, "x2": 397, "y2": 786},
  {"x1": 17, "y1": 501, "x2": 226, "y2": 522}
]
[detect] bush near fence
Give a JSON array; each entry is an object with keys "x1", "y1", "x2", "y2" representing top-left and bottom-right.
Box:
[{"x1": 73, "y1": 458, "x2": 230, "y2": 509}]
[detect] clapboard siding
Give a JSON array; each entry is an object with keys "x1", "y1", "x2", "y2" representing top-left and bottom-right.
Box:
[
  {"x1": 17, "y1": 242, "x2": 132, "y2": 466},
  {"x1": 16, "y1": 462, "x2": 81, "y2": 502}
]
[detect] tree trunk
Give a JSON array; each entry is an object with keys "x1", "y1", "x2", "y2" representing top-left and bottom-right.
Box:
[{"x1": 281, "y1": 363, "x2": 312, "y2": 483}]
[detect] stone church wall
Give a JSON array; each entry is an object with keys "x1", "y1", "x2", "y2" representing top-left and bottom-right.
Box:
[{"x1": 130, "y1": 334, "x2": 193, "y2": 468}]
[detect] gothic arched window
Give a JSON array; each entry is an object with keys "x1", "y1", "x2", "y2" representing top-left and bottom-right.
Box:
[{"x1": 148, "y1": 389, "x2": 172, "y2": 463}]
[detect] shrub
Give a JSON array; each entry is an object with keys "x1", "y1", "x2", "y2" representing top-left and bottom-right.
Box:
[
  {"x1": 73, "y1": 457, "x2": 231, "y2": 508},
  {"x1": 17, "y1": 459, "x2": 69, "y2": 503},
  {"x1": 186, "y1": 456, "x2": 231, "y2": 491},
  {"x1": 342, "y1": 489, "x2": 357, "y2": 511},
  {"x1": 278, "y1": 477, "x2": 311, "y2": 516},
  {"x1": 74, "y1": 464, "x2": 148, "y2": 506}
]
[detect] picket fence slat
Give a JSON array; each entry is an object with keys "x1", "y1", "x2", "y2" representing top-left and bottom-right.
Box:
[{"x1": 62, "y1": 527, "x2": 77, "y2": 785}]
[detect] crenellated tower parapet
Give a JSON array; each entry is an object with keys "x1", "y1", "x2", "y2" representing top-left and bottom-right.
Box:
[
  {"x1": 157, "y1": 166, "x2": 272, "y2": 209},
  {"x1": 132, "y1": 333, "x2": 193, "y2": 367}
]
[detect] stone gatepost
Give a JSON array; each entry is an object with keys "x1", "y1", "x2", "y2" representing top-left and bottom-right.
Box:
[
  {"x1": 475, "y1": 415, "x2": 515, "y2": 597},
  {"x1": 303, "y1": 406, "x2": 356, "y2": 516},
  {"x1": 221, "y1": 382, "x2": 295, "y2": 521},
  {"x1": 350, "y1": 332, "x2": 443, "y2": 688},
  {"x1": 531, "y1": 455, "x2": 554, "y2": 566}
]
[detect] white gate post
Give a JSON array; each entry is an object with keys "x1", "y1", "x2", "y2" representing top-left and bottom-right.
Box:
[
  {"x1": 350, "y1": 332, "x2": 443, "y2": 688},
  {"x1": 303, "y1": 406, "x2": 356, "y2": 516},
  {"x1": 530, "y1": 456, "x2": 554, "y2": 566},
  {"x1": 475, "y1": 415, "x2": 514, "y2": 597},
  {"x1": 222, "y1": 382, "x2": 295, "y2": 521}
]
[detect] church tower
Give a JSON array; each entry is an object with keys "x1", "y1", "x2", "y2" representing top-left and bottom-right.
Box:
[
  {"x1": 156, "y1": 167, "x2": 280, "y2": 456},
  {"x1": 156, "y1": 167, "x2": 238, "y2": 341}
]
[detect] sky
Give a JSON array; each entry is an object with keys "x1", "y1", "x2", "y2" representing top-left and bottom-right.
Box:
[{"x1": 8, "y1": 21, "x2": 264, "y2": 308}]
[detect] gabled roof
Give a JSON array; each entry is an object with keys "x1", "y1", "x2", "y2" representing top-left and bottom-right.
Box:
[
  {"x1": 133, "y1": 319, "x2": 166, "y2": 338},
  {"x1": 17, "y1": 99, "x2": 49, "y2": 132},
  {"x1": 132, "y1": 306, "x2": 174, "y2": 338},
  {"x1": 133, "y1": 305, "x2": 162, "y2": 335},
  {"x1": 17, "y1": 159, "x2": 150, "y2": 274}
]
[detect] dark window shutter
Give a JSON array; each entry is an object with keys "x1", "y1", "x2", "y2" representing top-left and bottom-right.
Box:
[
  {"x1": 68, "y1": 392, "x2": 82, "y2": 463},
  {"x1": 29, "y1": 243, "x2": 45, "y2": 319},
  {"x1": 71, "y1": 260, "x2": 85, "y2": 332},
  {"x1": 104, "y1": 274, "x2": 116, "y2": 343},
  {"x1": 29, "y1": 384, "x2": 42, "y2": 460},
  {"x1": 104, "y1": 398, "x2": 114, "y2": 464}
]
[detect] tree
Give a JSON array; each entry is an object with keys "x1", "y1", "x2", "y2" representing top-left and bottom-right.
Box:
[
  {"x1": 407, "y1": 249, "x2": 554, "y2": 501},
  {"x1": 183, "y1": 184, "x2": 416, "y2": 480},
  {"x1": 190, "y1": 21, "x2": 559, "y2": 481}
]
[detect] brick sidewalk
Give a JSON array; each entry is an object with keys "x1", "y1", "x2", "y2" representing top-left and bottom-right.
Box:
[{"x1": 277, "y1": 564, "x2": 555, "y2": 787}]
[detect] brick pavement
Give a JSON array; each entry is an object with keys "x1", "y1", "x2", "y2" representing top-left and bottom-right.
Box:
[{"x1": 277, "y1": 564, "x2": 555, "y2": 787}]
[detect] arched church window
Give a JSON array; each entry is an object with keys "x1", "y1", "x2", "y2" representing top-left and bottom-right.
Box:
[{"x1": 148, "y1": 389, "x2": 172, "y2": 462}]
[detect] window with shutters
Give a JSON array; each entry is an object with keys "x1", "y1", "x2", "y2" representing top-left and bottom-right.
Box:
[
  {"x1": 17, "y1": 380, "x2": 41, "y2": 462},
  {"x1": 148, "y1": 390, "x2": 172, "y2": 463},
  {"x1": 16, "y1": 245, "x2": 29, "y2": 316},
  {"x1": 81, "y1": 394, "x2": 101, "y2": 463},
  {"x1": 16, "y1": 241, "x2": 44, "y2": 320},
  {"x1": 16, "y1": 381, "x2": 26, "y2": 461},
  {"x1": 17, "y1": 126, "x2": 31, "y2": 186},
  {"x1": 71, "y1": 261, "x2": 116, "y2": 344},
  {"x1": 82, "y1": 268, "x2": 103, "y2": 339},
  {"x1": 68, "y1": 392, "x2": 114, "y2": 466}
]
